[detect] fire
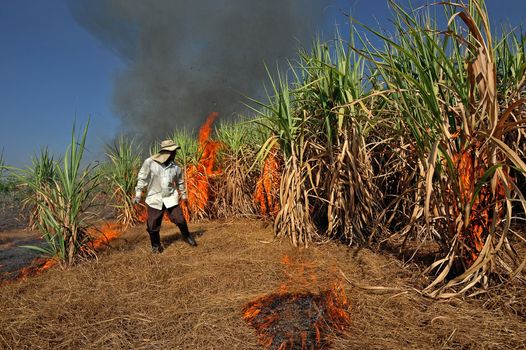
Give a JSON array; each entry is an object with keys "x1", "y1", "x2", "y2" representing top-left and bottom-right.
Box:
[
  {"x1": 16, "y1": 258, "x2": 58, "y2": 280},
  {"x1": 183, "y1": 112, "x2": 222, "y2": 221},
  {"x1": 255, "y1": 148, "x2": 281, "y2": 217},
  {"x1": 454, "y1": 148, "x2": 506, "y2": 265},
  {"x1": 134, "y1": 203, "x2": 170, "y2": 223},
  {"x1": 7, "y1": 221, "x2": 125, "y2": 283},
  {"x1": 243, "y1": 285, "x2": 350, "y2": 350},
  {"x1": 87, "y1": 222, "x2": 124, "y2": 250},
  {"x1": 132, "y1": 112, "x2": 222, "y2": 223},
  {"x1": 135, "y1": 203, "x2": 148, "y2": 223},
  {"x1": 243, "y1": 255, "x2": 350, "y2": 349}
]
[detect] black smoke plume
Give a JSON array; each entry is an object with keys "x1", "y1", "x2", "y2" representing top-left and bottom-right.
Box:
[{"x1": 68, "y1": 0, "x2": 335, "y2": 144}]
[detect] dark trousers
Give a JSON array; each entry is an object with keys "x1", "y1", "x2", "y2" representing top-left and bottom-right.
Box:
[{"x1": 146, "y1": 204, "x2": 189, "y2": 247}]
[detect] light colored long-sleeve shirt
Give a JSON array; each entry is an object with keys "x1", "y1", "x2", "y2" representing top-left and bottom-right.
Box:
[{"x1": 135, "y1": 157, "x2": 187, "y2": 210}]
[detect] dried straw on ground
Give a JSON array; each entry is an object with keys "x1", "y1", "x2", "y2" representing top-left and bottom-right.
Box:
[{"x1": 1, "y1": 220, "x2": 525, "y2": 349}]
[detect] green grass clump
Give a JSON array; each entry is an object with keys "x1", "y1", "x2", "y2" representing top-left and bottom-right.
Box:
[
  {"x1": 104, "y1": 137, "x2": 142, "y2": 227},
  {"x1": 11, "y1": 121, "x2": 100, "y2": 266}
]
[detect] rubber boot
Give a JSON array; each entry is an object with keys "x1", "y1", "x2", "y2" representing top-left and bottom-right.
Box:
[
  {"x1": 177, "y1": 223, "x2": 197, "y2": 247},
  {"x1": 148, "y1": 231, "x2": 164, "y2": 253}
]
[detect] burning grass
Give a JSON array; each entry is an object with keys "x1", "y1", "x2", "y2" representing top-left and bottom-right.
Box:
[
  {"x1": 1, "y1": 220, "x2": 525, "y2": 349},
  {"x1": 243, "y1": 284, "x2": 350, "y2": 350},
  {"x1": 10, "y1": 0, "x2": 523, "y2": 300},
  {"x1": 87, "y1": 222, "x2": 125, "y2": 250},
  {"x1": 0, "y1": 221, "x2": 125, "y2": 283},
  {"x1": 14, "y1": 257, "x2": 58, "y2": 281},
  {"x1": 2, "y1": 11, "x2": 525, "y2": 350},
  {"x1": 255, "y1": 148, "x2": 281, "y2": 217},
  {"x1": 249, "y1": 0, "x2": 526, "y2": 297},
  {"x1": 182, "y1": 112, "x2": 223, "y2": 221},
  {"x1": 243, "y1": 254, "x2": 350, "y2": 349}
]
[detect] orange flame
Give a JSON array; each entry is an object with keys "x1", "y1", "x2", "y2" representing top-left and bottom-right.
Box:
[
  {"x1": 134, "y1": 200, "x2": 184, "y2": 225},
  {"x1": 255, "y1": 148, "x2": 281, "y2": 217},
  {"x1": 135, "y1": 203, "x2": 148, "y2": 223},
  {"x1": 15, "y1": 258, "x2": 58, "y2": 280},
  {"x1": 6, "y1": 221, "x2": 125, "y2": 283},
  {"x1": 3, "y1": 223, "x2": 123, "y2": 284},
  {"x1": 454, "y1": 149, "x2": 506, "y2": 265},
  {"x1": 87, "y1": 222, "x2": 124, "y2": 250},
  {"x1": 183, "y1": 112, "x2": 222, "y2": 221},
  {"x1": 4, "y1": 189, "x2": 160, "y2": 286},
  {"x1": 132, "y1": 113, "x2": 221, "y2": 223},
  {"x1": 243, "y1": 255, "x2": 350, "y2": 349}
]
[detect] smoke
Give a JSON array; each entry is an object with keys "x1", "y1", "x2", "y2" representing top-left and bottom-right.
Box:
[{"x1": 68, "y1": 0, "x2": 334, "y2": 144}]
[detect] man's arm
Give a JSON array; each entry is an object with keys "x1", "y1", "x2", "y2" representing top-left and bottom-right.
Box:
[{"x1": 135, "y1": 158, "x2": 151, "y2": 200}]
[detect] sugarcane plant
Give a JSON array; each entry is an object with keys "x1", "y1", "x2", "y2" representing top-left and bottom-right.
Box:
[
  {"x1": 294, "y1": 32, "x2": 380, "y2": 245},
  {"x1": 0, "y1": 150, "x2": 8, "y2": 193},
  {"x1": 250, "y1": 67, "x2": 318, "y2": 246},
  {"x1": 21, "y1": 148, "x2": 56, "y2": 230},
  {"x1": 104, "y1": 137, "x2": 142, "y2": 227},
  {"x1": 214, "y1": 118, "x2": 261, "y2": 218},
  {"x1": 170, "y1": 129, "x2": 200, "y2": 171},
  {"x1": 0, "y1": 150, "x2": 16, "y2": 194},
  {"x1": 494, "y1": 28, "x2": 526, "y2": 200},
  {"x1": 13, "y1": 121, "x2": 101, "y2": 266},
  {"x1": 360, "y1": 0, "x2": 526, "y2": 297},
  {"x1": 251, "y1": 29, "x2": 381, "y2": 247},
  {"x1": 247, "y1": 0, "x2": 525, "y2": 297}
]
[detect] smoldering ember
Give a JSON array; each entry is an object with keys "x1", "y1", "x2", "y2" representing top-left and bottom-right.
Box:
[{"x1": 1, "y1": 1, "x2": 526, "y2": 349}]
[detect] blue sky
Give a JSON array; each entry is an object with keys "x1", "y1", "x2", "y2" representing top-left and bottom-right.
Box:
[
  {"x1": 0, "y1": 0, "x2": 121, "y2": 166},
  {"x1": 0, "y1": 0, "x2": 524, "y2": 167}
]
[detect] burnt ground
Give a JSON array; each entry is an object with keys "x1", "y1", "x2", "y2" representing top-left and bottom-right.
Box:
[
  {"x1": 0, "y1": 228, "x2": 45, "y2": 279},
  {"x1": 0, "y1": 218, "x2": 525, "y2": 350},
  {"x1": 0, "y1": 192, "x2": 46, "y2": 279},
  {"x1": 0, "y1": 192, "x2": 115, "y2": 280}
]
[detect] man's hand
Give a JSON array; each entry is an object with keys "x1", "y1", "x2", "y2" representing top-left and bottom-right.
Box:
[{"x1": 132, "y1": 196, "x2": 141, "y2": 204}]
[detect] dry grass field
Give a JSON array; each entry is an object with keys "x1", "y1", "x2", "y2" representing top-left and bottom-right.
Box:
[{"x1": 1, "y1": 219, "x2": 525, "y2": 350}]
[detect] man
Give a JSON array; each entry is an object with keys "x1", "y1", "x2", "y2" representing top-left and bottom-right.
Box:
[{"x1": 133, "y1": 140, "x2": 197, "y2": 253}]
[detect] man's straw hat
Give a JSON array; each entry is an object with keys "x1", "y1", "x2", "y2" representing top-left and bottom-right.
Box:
[{"x1": 151, "y1": 140, "x2": 180, "y2": 163}]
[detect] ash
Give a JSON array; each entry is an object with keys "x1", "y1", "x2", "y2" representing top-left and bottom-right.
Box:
[{"x1": 243, "y1": 286, "x2": 350, "y2": 350}]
